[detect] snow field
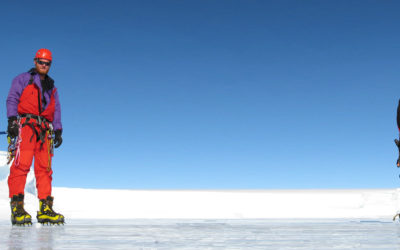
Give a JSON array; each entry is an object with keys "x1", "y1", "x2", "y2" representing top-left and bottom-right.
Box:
[{"x1": 0, "y1": 151, "x2": 399, "y2": 220}]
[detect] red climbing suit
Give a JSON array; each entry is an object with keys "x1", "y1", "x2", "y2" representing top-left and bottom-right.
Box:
[{"x1": 7, "y1": 74, "x2": 59, "y2": 200}]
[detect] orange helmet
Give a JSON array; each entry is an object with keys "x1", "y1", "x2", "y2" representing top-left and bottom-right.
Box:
[{"x1": 35, "y1": 48, "x2": 52, "y2": 61}]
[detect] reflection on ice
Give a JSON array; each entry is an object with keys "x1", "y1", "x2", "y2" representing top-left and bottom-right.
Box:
[
  {"x1": 7, "y1": 223, "x2": 61, "y2": 249},
  {"x1": 1, "y1": 219, "x2": 400, "y2": 249}
]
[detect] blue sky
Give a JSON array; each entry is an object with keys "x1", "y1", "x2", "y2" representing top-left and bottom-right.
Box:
[{"x1": 0, "y1": 1, "x2": 399, "y2": 189}]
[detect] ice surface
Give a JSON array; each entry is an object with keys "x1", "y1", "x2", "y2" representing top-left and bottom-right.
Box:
[
  {"x1": 2, "y1": 151, "x2": 400, "y2": 248},
  {"x1": 0, "y1": 152, "x2": 400, "y2": 250},
  {"x1": 1, "y1": 219, "x2": 400, "y2": 249}
]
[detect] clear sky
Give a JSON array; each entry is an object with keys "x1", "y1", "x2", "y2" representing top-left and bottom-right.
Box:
[{"x1": 0, "y1": 1, "x2": 399, "y2": 189}]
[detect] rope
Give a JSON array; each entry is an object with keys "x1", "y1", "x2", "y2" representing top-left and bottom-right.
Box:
[
  {"x1": 14, "y1": 121, "x2": 22, "y2": 166},
  {"x1": 47, "y1": 130, "x2": 53, "y2": 172}
]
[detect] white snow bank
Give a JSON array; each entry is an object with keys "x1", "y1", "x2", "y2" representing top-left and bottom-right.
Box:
[
  {"x1": 52, "y1": 188, "x2": 400, "y2": 219},
  {"x1": 0, "y1": 151, "x2": 399, "y2": 219}
]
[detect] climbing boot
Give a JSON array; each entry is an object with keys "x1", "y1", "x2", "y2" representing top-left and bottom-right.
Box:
[
  {"x1": 10, "y1": 194, "x2": 32, "y2": 226},
  {"x1": 37, "y1": 196, "x2": 65, "y2": 225}
]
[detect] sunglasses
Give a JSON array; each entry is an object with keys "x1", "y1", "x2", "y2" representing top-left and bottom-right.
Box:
[{"x1": 36, "y1": 59, "x2": 51, "y2": 66}]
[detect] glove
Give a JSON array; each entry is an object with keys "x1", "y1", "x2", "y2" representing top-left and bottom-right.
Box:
[
  {"x1": 53, "y1": 129, "x2": 63, "y2": 148},
  {"x1": 7, "y1": 116, "x2": 19, "y2": 138}
]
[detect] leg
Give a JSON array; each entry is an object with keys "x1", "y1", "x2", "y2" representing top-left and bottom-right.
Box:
[
  {"x1": 8, "y1": 125, "x2": 35, "y2": 198},
  {"x1": 34, "y1": 134, "x2": 53, "y2": 200},
  {"x1": 34, "y1": 131, "x2": 64, "y2": 224}
]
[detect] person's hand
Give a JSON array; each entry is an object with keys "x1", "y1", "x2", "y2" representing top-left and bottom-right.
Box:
[
  {"x1": 54, "y1": 130, "x2": 63, "y2": 148},
  {"x1": 7, "y1": 116, "x2": 19, "y2": 138}
]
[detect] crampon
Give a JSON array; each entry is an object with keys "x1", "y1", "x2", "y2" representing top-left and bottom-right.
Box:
[
  {"x1": 37, "y1": 196, "x2": 65, "y2": 225},
  {"x1": 38, "y1": 221, "x2": 65, "y2": 226},
  {"x1": 10, "y1": 194, "x2": 32, "y2": 226}
]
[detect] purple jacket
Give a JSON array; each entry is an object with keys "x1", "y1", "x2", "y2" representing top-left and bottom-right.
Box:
[{"x1": 6, "y1": 71, "x2": 62, "y2": 131}]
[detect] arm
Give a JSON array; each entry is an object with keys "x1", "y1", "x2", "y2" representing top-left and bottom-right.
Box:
[
  {"x1": 6, "y1": 74, "x2": 25, "y2": 118},
  {"x1": 52, "y1": 88, "x2": 63, "y2": 131}
]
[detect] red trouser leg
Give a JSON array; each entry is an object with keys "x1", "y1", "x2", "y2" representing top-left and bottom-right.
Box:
[
  {"x1": 8, "y1": 120, "x2": 53, "y2": 199},
  {"x1": 34, "y1": 134, "x2": 53, "y2": 200},
  {"x1": 8, "y1": 124, "x2": 35, "y2": 198}
]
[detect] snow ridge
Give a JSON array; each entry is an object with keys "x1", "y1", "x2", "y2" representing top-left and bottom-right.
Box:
[{"x1": 0, "y1": 151, "x2": 400, "y2": 220}]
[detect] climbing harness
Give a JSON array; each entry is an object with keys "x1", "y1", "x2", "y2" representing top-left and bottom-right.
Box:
[
  {"x1": 20, "y1": 114, "x2": 51, "y2": 150},
  {"x1": 6, "y1": 115, "x2": 54, "y2": 170}
]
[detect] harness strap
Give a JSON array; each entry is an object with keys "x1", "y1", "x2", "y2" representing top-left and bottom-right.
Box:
[
  {"x1": 20, "y1": 114, "x2": 52, "y2": 149},
  {"x1": 20, "y1": 114, "x2": 50, "y2": 124}
]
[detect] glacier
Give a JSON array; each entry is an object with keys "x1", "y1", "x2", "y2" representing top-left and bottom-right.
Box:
[{"x1": 1, "y1": 151, "x2": 400, "y2": 248}]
